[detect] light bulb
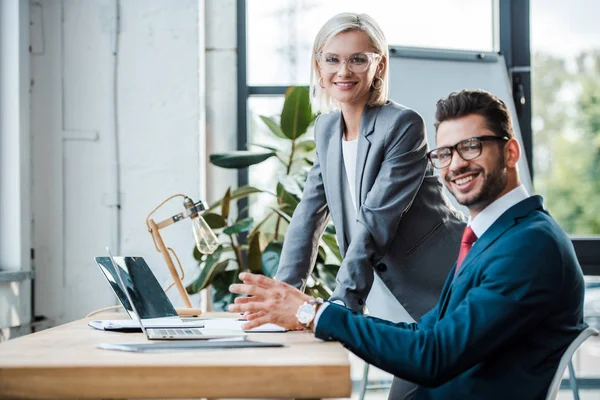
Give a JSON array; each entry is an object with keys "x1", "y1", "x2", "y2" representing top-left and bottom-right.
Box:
[{"x1": 192, "y1": 215, "x2": 219, "y2": 254}]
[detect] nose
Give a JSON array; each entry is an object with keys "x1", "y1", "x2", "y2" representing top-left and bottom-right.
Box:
[
  {"x1": 337, "y1": 60, "x2": 352, "y2": 76},
  {"x1": 447, "y1": 149, "x2": 469, "y2": 172}
]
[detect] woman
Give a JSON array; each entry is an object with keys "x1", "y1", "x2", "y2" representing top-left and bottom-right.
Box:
[{"x1": 276, "y1": 9, "x2": 464, "y2": 346}]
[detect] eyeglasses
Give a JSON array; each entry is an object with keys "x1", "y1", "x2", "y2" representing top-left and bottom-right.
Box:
[
  {"x1": 427, "y1": 135, "x2": 509, "y2": 169},
  {"x1": 316, "y1": 52, "x2": 381, "y2": 74}
]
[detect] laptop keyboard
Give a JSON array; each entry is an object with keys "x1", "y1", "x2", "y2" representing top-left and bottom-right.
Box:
[{"x1": 150, "y1": 328, "x2": 203, "y2": 336}]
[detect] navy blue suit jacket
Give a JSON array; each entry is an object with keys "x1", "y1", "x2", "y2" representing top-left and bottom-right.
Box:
[{"x1": 315, "y1": 196, "x2": 586, "y2": 399}]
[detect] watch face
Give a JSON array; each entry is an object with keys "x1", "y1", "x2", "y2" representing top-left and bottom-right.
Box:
[{"x1": 296, "y1": 303, "x2": 315, "y2": 325}]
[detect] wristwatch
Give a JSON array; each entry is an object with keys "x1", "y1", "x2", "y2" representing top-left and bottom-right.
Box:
[{"x1": 296, "y1": 297, "x2": 324, "y2": 328}]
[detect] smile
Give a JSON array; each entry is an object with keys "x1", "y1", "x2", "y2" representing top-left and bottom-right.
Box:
[
  {"x1": 455, "y1": 175, "x2": 474, "y2": 185},
  {"x1": 334, "y1": 82, "x2": 357, "y2": 88}
]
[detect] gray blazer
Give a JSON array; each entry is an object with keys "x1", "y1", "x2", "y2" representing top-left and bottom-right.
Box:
[{"x1": 276, "y1": 101, "x2": 466, "y2": 320}]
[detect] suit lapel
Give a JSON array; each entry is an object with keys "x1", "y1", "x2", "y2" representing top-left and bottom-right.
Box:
[
  {"x1": 327, "y1": 113, "x2": 347, "y2": 250},
  {"x1": 455, "y1": 196, "x2": 544, "y2": 279},
  {"x1": 355, "y1": 105, "x2": 379, "y2": 209}
]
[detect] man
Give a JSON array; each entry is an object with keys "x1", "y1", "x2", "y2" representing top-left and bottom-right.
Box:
[{"x1": 228, "y1": 89, "x2": 586, "y2": 399}]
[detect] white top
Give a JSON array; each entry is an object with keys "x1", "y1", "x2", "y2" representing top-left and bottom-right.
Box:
[
  {"x1": 341, "y1": 138, "x2": 414, "y2": 324},
  {"x1": 341, "y1": 139, "x2": 358, "y2": 209},
  {"x1": 315, "y1": 184, "x2": 531, "y2": 329}
]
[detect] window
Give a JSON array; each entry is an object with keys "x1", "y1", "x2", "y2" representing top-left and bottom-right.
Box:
[
  {"x1": 247, "y1": 0, "x2": 496, "y2": 86},
  {"x1": 531, "y1": 0, "x2": 600, "y2": 236}
]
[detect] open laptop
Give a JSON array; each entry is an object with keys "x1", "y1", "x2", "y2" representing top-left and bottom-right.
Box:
[
  {"x1": 108, "y1": 247, "x2": 245, "y2": 340},
  {"x1": 90, "y1": 254, "x2": 206, "y2": 331}
]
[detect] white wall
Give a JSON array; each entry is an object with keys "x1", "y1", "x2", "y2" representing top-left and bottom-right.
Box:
[
  {"x1": 205, "y1": 0, "x2": 238, "y2": 202},
  {"x1": 27, "y1": 0, "x2": 237, "y2": 326},
  {"x1": 0, "y1": 0, "x2": 32, "y2": 330}
]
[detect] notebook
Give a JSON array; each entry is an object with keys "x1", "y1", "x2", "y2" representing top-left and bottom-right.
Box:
[
  {"x1": 107, "y1": 247, "x2": 244, "y2": 341},
  {"x1": 90, "y1": 255, "x2": 206, "y2": 331}
]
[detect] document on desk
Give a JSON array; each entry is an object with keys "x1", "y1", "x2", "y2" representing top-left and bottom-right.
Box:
[
  {"x1": 88, "y1": 319, "x2": 205, "y2": 332},
  {"x1": 97, "y1": 338, "x2": 285, "y2": 353},
  {"x1": 202, "y1": 318, "x2": 287, "y2": 332}
]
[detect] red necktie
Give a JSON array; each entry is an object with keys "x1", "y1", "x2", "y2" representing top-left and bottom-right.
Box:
[{"x1": 455, "y1": 226, "x2": 477, "y2": 276}]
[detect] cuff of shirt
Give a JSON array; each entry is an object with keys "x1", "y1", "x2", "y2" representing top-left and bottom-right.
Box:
[{"x1": 314, "y1": 299, "x2": 344, "y2": 330}]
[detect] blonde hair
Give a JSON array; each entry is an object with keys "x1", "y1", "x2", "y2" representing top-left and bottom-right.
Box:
[{"x1": 310, "y1": 13, "x2": 389, "y2": 113}]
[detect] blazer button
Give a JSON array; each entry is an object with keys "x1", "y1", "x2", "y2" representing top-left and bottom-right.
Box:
[
  {"x1": 358, "y1": 299, "x2": 364, "y2": 306},
  {"x1": 376, "y1": 263, "x2": 387, "y2": 272}
]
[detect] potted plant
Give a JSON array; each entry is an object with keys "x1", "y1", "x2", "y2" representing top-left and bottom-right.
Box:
[{"x1": 185, "y1": 86, "x2": 341, "y2": 311}]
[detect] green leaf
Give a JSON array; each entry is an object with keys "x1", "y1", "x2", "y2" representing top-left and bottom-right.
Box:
[
  {"x1": 201, "y1": 212, "x2": 226, "y2": 229},
  {"x1": 206, "y1": 186, "x2": 264, "y2": 212},
  {"x1": 325, "y1": 224, "x2": 336, "y2": 235},
  {"x1": 315, "y1": 263, "x2": 339, "y2": 292},
  {"x1": 278, "y1": 175, "x2": 304, "y2": 199},
  {"x1": 259, "y1": 116, "x2": 287, "y2": 139},
  {"x1": 295, "y1": 139, "x2": 316, "y2": 153},
  {"x1": 223, "y1": 217, "x2": 254, "y2": 235},
  {"x1": 280, "y1": 86, "x2": 312, "y2": 140},
  {"x1": 248, "y1": 142, "x2": 280, "y2": 152},
  {"x1": 261, "y1": 241, "x2": 283, "y2": 277},
  {"x1": 210, "y1": 150, "x2": 276, "y2": 169},
  {"x1": 321, "y1": 233, "x2": 342, "y2": 262},
  {"x1": 269, "y1": 206, "x2": 293, "y2": 224},
  {"x1": 305, "y1": 281, "x2": 332, "y2": 300},
  {"x1": 210, "y1": 269, "x2": 239, "y2": 311},
  {"x1": 221, "y1": 188, "x2": 231, "y2": 220},
  {"x1": 186, "y1": 246, "x2": 226, "y2": 293},
  {"x1": 247, "y1": 233, "x2": 263, "y2": 273},
  {"x1": 276, "y1": 183, "x2": 300, "y2": 216},
  {"x1": 317, "y1": 245, "x2": 326, "y2": 264},
  {"x1": 248, "y1": 210, "x2": 275, "y2": 239}
]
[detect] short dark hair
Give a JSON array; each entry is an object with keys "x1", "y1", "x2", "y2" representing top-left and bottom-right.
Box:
[{"x1": 434, "y1": 89, "x2": 514, "y2": 139}]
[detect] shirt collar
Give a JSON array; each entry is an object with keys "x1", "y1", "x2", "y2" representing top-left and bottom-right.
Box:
[{"x1": 469, "y1": 185, "x2": 530, "y2": 238}]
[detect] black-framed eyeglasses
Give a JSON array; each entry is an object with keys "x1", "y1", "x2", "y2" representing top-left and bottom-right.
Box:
[
  {"x1": 316, "y1": 52, "x2": 381, "y2": 74},
  {"x1": 426, "y1": 135, "x2": 510, "y2": 169}
]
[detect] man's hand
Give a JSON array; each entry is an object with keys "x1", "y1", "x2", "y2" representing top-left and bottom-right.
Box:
[{"x1": 228, "y1": 272, "x2": 312, "y2": 330}]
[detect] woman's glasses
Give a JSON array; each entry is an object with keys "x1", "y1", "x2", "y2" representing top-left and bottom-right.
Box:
[
  {"x1": 427, "y1": 135, "x2": 509, "y2": 169},
  {"x1": 316, "y1": 52, "x2": 381, "y2": 74}
]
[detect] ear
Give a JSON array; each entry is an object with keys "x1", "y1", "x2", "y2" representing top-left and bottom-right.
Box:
[
  {"x1": 505, "y1": 138, "x2": 520, "y2": 168},
  {"x1": 376, "y1": 56, "x2": 387, "y2": 77}
]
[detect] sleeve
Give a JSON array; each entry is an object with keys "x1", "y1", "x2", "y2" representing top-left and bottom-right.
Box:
[
  {"x1": 330, "y1": 108, "x2": 430, "y2": 310},
  {"x1": 275, "y1": 118, "x2": 330, "y2": 289},
  {"x1": 317, "y1": 230, "x2": 564, "y2": 387}
]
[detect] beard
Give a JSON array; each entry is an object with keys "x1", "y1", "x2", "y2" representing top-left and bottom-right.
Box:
[{"x1": 446, "y1": 154, "x2": 508, "y2": 212}]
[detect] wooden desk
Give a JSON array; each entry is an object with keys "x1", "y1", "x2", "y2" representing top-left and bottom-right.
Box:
[{"x1": 0, "y1": 313, "x2": 351, "y2": 399}]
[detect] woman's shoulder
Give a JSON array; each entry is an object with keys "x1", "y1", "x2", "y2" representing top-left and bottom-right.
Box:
[
  {"x1": 378, "y1": 100, "x2": 424, "y2": 121},
  {"x1": 370, "y1": 101, "x2": 426, "y2": 130}
]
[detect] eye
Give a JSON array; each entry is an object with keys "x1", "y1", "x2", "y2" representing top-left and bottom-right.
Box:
[
  {"x1": 324, "y1": 54, "x2": 340, "y2": 63},
  {"x1": 436, "y1": 149, "x2": 452, "y2": 160},
  {"x1": 349, "y1": 54, "x2": 368, "y2": 64},
  {"x1": 459, "y1": 140, "x2": 480, "y2": 152}
]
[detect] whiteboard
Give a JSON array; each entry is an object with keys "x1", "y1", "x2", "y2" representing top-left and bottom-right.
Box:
[{"x1": 387, "y1": 49, "x2": 533, "y2": 214}]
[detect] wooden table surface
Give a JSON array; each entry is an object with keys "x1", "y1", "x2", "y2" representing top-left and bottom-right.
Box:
[{"x1": 0, "y1": 313, "x2": 351, "y2": 399}]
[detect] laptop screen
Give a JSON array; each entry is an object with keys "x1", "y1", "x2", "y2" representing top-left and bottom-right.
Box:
[{"x1": 95, "y1": 256, "x2": 179, "y2": 319}]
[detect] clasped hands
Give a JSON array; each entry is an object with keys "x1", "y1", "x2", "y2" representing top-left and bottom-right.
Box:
[{"x1": 228, "y1": 272, "x2": 314, "y2": 331}]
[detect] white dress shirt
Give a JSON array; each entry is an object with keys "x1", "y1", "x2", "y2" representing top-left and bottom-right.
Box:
[{"x1": 314, "y1": 184, "x2": 530, "y2": 329}]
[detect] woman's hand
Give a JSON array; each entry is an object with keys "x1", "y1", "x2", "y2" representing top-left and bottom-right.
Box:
[{"x1": 228, "y1": 272, "x2": 312, "y2": 330}]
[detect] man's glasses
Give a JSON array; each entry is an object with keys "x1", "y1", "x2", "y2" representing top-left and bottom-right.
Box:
[
  {"x1": 316, "y1": 52, "x2": 381, "y2": 74},
  {"x1": 427, "y1": 135, "x2": 509, "y2": 169}
]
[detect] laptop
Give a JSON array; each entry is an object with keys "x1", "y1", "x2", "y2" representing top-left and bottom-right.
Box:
[
  {"x1": 90, "y1": 254, "x2": 206, "y2": 331},
  {"x1": 107, "y1": 247, "x2": 245, "y2": 340}
]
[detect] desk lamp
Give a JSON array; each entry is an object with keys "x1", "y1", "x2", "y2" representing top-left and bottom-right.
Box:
[{"x1": 146, "y1": 194, "x2": 219, "y2": 316}]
